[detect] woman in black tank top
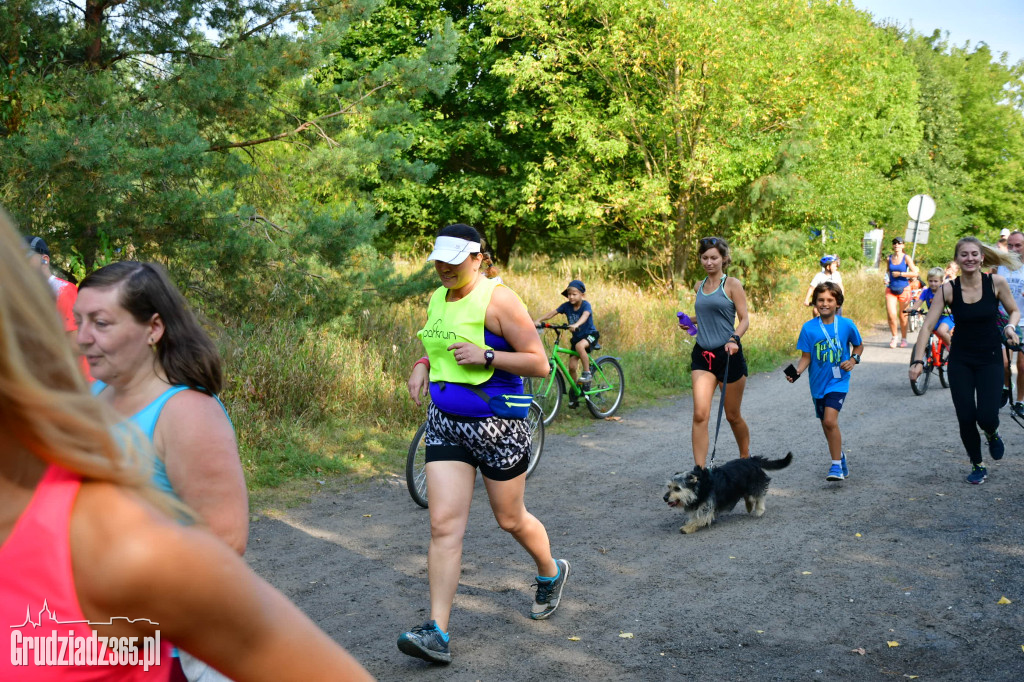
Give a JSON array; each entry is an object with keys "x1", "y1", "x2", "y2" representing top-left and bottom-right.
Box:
[{"x1": 910, "y1": 237, "x2": 1021, "y2": 484}]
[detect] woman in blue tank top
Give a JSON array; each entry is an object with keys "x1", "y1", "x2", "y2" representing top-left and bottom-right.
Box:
[
  {"x1": 683, "y1": 236, "x2": 751, "y2": 469},
  {"x1": 885, "y1": 237, "x2": 920, "y2": 348},
  {"x1": 74, "y1": 262, "x2": 248, "y2": 682}
]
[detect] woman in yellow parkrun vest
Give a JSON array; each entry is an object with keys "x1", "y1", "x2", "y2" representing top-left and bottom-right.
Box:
[{"x1": 398, "y1": 224, "x2": 570, "y2": 665}]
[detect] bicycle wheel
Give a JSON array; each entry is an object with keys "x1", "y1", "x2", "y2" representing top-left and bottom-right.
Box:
[
  {"x1": 938, "y1": 343, "x2": 950, "y2": 388},
  {"x1": 524, "y1": 367, "x2": 564, "y2": 427},
  {"x1": 585, "y1": 356, "x2": 625, "y2": 418},
  {"x1": 910, "y1": 364, "x2": 931, "y2": 396},
  {"x1": 406, "y1": 422, "x2": 429, "y2": 508},
  {"x1": 525, "y1": 401, "x2": 544, "y2": 477},
  {"x1": 909, "y1": 312, "x2": 922, "y2": 333}
]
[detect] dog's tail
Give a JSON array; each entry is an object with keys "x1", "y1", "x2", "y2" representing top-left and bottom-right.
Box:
[{"x1": 751, "y1": 452, "x2": 793, "y2": 471}]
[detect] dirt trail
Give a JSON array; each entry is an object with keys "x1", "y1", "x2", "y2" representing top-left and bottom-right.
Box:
[{"x1": 246, "y1": 328, "x2": 1024, "y2": 681}]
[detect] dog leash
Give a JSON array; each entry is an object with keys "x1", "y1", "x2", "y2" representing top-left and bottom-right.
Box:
[{"x1": 707, "y1": 351, "x2": 730, "y2": 470}]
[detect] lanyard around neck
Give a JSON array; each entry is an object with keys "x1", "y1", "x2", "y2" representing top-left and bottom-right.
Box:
[{"x1": 818, "y1": 316, "x2": 839, "y2": 346}]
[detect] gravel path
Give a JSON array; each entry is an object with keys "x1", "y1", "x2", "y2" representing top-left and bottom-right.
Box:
[{"x1": 246, "y1": 328, "x2": 1024, "y2": 681}]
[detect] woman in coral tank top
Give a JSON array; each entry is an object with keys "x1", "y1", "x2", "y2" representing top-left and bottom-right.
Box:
[{"x1": 0, "y1": 209, "x2": 372, "y2": 682}]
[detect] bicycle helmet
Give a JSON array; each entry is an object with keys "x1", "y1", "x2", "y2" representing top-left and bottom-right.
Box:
[{"x1": 820, "y1": 254, "x2": 838, "y2": 267}]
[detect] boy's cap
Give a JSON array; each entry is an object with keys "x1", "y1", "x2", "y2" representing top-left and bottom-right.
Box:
[
  {"x1": 24, "y1": 235, "x2": 49, "y2": 256},
  {"x1": 999, "y1": 228, "x2": 1011, "y2": 240},
  {"x1": 562, "y1": 279, "x2": 586, "y2": 296}
]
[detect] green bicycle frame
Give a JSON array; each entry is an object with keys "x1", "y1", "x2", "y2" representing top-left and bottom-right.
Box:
[{"x1": 542, "y1": 334, "x2": 610, "y2": 399}]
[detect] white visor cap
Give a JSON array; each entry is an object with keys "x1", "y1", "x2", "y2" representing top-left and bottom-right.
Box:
[{"x1": 427, "y1": 235, "x2": 481, "y2": 265}]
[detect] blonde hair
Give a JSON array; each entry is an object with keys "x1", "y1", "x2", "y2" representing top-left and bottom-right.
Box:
[
  {"x1": 927, "y1": 267, "x2": 945, "y2": 280},
  {"x1": 0, "y1": 209, "x2": 178, "y2": 514},
  {"x1": 482, "y1": 251, "x2": 501, "y2": 279},
  {"x1": 956, "y1": 236, "x2": 1023, "y2": 270}
]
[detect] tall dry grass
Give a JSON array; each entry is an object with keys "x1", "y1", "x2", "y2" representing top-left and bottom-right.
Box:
[{"x1": 221, "y1": 259, "x2": 886, "y2": 492}]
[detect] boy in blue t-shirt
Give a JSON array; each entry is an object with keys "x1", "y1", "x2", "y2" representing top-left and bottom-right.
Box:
[
  {"x1": 787, "y1": 282, "x2": 864, "y2": 482},
  {"x1": 534, "y1": 279, "x2": 599, "y2": 390}
]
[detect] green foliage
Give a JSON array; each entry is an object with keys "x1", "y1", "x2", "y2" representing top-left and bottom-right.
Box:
[
  {"x1": 1, "y1": 0, "x2": 458, "y2": 324},
  {"x1": 4, "y1": 0, "x2": 1024, "y2": 493},
  {"x1": 486, "y1": 0, "x2": 924, "y2": 282}
]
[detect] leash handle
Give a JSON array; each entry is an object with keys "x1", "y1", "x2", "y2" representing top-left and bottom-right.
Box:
[{"x1": 708, "y1": 351, "x2": 730, "y2": 469}]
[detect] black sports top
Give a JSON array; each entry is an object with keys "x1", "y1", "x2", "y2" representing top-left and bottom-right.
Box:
[{"x1": 948, "y1": 274, "x2": 1001, "y2": 363}]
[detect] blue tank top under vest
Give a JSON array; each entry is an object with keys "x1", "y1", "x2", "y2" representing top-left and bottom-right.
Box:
[
  {"x1": 91, "y1": 382, "x2": 231, "y2": 497},
  {"x1": 429, "y1": 329, "x2": 524, "y2": 417}
]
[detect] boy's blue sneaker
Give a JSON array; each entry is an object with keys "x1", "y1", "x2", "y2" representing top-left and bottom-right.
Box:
[
  {"x1": 966, "y1": 464, "x2": 987, "y2": 485},
  {"x1": 530, "y1": 559, "x2": 570, "y2": 620},
  {"x1": 826, "y1": 463, "x2": 844, "y2": 481},
  {"x1": 398, "y1": 621, "x2": 451, "y2": 664},
  {"x1": 986, "y1": 432, "x2": 1005, "y2": 461},
  {"x1": 840, "y1": 452, "x2": 849, "y2": 478}
]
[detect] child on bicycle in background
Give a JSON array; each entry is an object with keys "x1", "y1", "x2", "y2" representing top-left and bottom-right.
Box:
[
  {"x1": 535, "y1": 279, "x2": 599, "y2": 391},
  {"x1": 804, "y1": 255, "x2": 843, "y2": 318},
  {"x1": 786, "y1": 281, "x2": 864, "y2": 482},
  {"x1": 906, "y1": 267, "x2": 954, "y2": 347}
]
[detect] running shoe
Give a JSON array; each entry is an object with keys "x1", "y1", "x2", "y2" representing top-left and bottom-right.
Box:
[
  {"x1": 966, "y1": 464, "x2": 988, "y2": 485},
  {"x1": 986, "y1": 431, "x2": 1005, "y2": 461},
  {"x1": 889, "y1": 337, "x2": 898, "y2": 349},
  {"x1": 900, "y1": 338, "x2": 908, "y2": 348},
  {"x1": 1013, "y1": 402, "x2": 1024, "y2": 419},
  {"x1": 840, "y1": 452, "x2": 849, "y2": 478},
  {"x1": 397, "y1": 621, "x2": 451, "y2": 664},
  {"x1": 530, "y1": 559, "x2": 571, "y2": 620},
  {"x1": 826, "y1": 463, "x2": 844, "y2": 481},
  {"x1": 578, "y1": 371, "x2": 592, "y2": 388}
]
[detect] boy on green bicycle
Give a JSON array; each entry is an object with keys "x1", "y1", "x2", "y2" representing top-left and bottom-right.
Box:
[{"x1": 534, "y1": 279, "x2": 600, "y2": 390}]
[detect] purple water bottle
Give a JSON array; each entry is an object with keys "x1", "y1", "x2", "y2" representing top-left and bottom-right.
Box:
[{"x1": 677, "y1": 312, "x2": 697, "y2": 336}]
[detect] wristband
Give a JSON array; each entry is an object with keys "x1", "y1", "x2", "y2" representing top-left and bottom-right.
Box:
[
  {"x1": 413, "y1": 356, "x2": 430, "y2": 370},
  {"x1": 729, "y1": 334, "x2": 741, "y2": 344},
  {"x1": 851, "y1": 353, "x2": 861, "y2": 364},
  {"x1": 909, "y1": 359, "x2": 924, "y2": 367}
]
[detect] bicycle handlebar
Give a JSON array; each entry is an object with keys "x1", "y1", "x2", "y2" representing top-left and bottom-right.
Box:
[{"x1": 536, "y1": 322, "x2": 572, "y2": 331}]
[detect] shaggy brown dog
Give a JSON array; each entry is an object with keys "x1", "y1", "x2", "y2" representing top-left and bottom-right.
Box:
[{"x1": 664, "y1": 454, "x2": 793, "y2": 534}]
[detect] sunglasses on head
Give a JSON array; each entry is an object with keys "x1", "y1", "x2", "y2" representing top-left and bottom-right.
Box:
[{"x1": 700, "y1": 237, "x2": 722, "y2": 247}]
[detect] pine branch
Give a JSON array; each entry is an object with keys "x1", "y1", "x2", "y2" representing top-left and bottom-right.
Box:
[{"x1": 206, "y1": 81, "x2": 391, "y2": 152}]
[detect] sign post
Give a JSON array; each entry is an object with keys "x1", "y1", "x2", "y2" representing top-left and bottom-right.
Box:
[{"x1": 905, "y1": 194, "x2": 936, "y2": 259}]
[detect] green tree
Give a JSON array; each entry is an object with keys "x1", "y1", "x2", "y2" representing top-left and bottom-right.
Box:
[
  {"x1": 488, "y1": 0, "x2": 921, "y2": 285},
  {"x1": 0, "y1": 0, "x2": 457, "y2": 321}
]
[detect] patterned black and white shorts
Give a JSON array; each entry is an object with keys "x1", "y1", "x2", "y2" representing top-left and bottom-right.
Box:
[{"x1": 424, "y1": 403, "x2": 531, "y2": 481}]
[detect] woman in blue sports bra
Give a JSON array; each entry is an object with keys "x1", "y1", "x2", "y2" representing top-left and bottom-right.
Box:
[
  {"x1": 885, "y1": 237, "x2": 920, "y2": 348},
  {"x1": 74, "y1": 261, "x2": 248, "y2": 682}
]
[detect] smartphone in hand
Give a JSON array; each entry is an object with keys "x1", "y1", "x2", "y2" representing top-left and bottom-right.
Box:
[{"x1": 784, "y1": 364, "x2": 799, "y2": 381}]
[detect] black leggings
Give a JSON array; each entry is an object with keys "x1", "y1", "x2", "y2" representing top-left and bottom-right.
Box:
[{"x1": 946, "y1": 358, "x2": 1003, "y2": 464}]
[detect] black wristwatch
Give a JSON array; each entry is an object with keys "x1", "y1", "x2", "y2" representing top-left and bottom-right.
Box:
[
  {"x1": 910, "y1": 359, "x2": 924, "y2": 367},
  {"x1": 851, "y1": 353, "x2": 861, "y2": 364},
  {"x1": 484, "y1": 349, "x2": 495, "y2": 369}
]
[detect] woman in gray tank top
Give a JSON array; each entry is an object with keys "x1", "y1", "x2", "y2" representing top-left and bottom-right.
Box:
[{"x1": 683, "y1": 236, "x2": 751, "y2": 468}]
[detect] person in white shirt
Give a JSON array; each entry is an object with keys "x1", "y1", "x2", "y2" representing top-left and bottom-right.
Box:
[
  {"x1": 804, "y1": 255, "x2": 843, "y2": 318},
  {"x1": 996, "y1": 230, "x2": 1024, "y2": 416}
]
